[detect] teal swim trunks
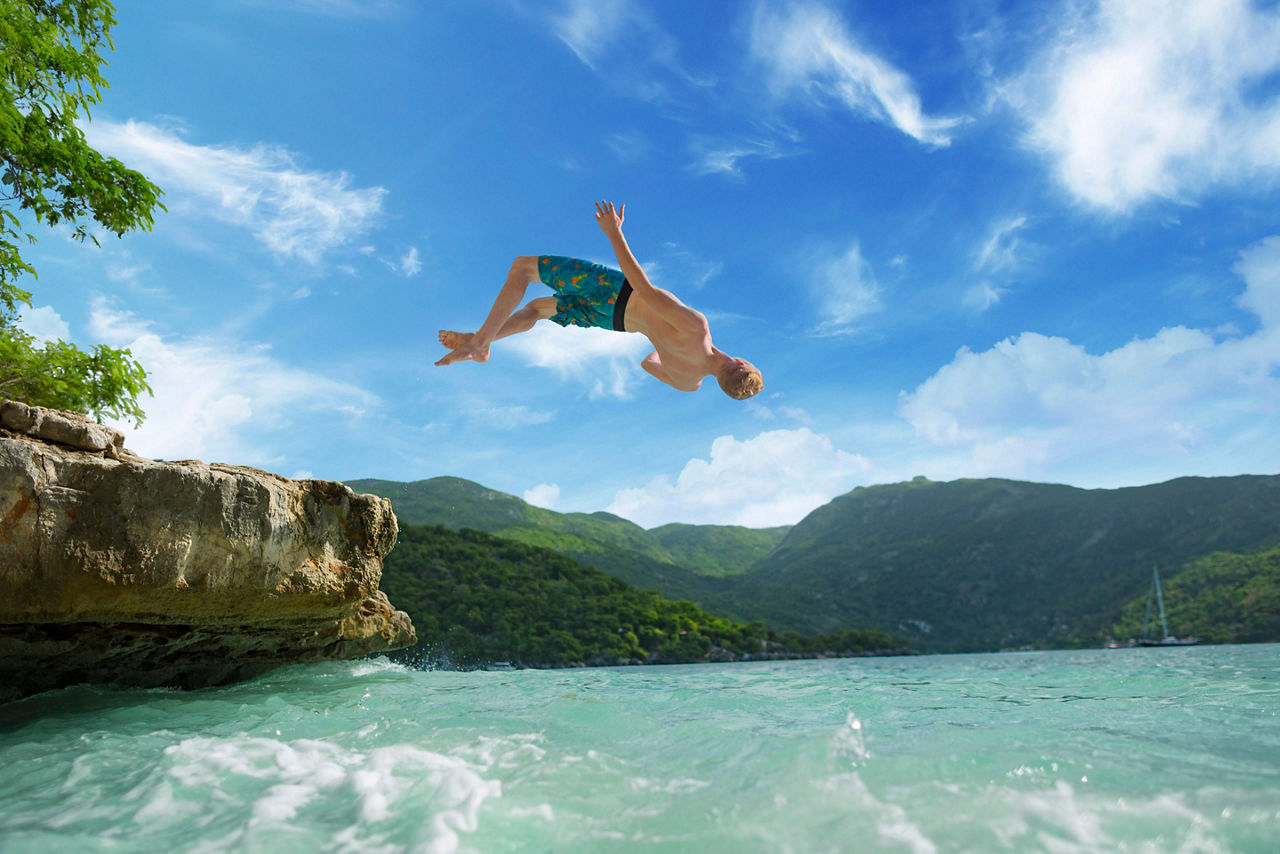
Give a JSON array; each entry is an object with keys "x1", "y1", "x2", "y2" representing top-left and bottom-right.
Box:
[{"x1": 538, "y1": 255, "x2": 632, "y2": 331}]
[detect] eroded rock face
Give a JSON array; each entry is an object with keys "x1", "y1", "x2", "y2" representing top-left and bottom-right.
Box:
[{"x1": 0, "y1": 401, "x2": 416, "y2": 702}]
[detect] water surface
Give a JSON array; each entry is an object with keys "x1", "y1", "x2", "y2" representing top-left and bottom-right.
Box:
[{"x1": 1, "y1": 645, "x2": 1277, "y2": 852}]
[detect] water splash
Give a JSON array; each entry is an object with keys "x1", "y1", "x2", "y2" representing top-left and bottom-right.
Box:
[{"x1": 831, "y1": 710, "x2": 871, "y2": 765}]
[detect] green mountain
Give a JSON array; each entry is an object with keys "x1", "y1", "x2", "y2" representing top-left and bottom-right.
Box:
[
  {"x1": 379, "y1": 523, "x2": 906, "y2": 668},
  {"x1": 728, "y1": 475, "x2": 1280, "y2": 651},
  {"x1": 356, "y1": 473, "x2": 1280, "y2": 654},
  {"x1": 348, "y1": 476, "x2": 788, "y2": 601}
]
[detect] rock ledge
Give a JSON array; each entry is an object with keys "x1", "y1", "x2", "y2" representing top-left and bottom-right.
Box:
[{"x1": 0, "y1": 401, "x2": 416, "y2": 702}]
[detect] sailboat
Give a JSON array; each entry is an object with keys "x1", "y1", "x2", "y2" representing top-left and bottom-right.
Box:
[{"x1": 1134, "y1": 567, "x2": 1200, "y2": 647}]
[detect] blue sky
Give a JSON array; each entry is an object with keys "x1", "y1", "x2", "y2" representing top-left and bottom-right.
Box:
[{"x1": 18, "y1": 0, "x2": 1280, "y2": 527}]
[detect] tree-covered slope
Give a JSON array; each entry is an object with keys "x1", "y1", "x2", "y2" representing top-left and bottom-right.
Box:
[
  {"x1": 730, "y1": 475, "x2": 1280, "y2": 651},
  {"x1": 1109, "y1": 548, "x2": 1280, "y2": 644},
  {"x1": 379, "y1": 524, "x2": 906, "y2": 668},
  {"x1": 348, "y1": 477, "x2": 787, "y2": 598}
]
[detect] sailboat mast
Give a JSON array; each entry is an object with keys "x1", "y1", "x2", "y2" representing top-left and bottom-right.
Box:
[
  {"x1": 1141, "y1": 577, "x2": 1155, "y2": 640},
  {"x1": 1154, "y1": 567, "x2": 1171, "y2": 640}
]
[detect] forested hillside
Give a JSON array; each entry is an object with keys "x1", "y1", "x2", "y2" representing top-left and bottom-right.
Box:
[
  {"x1": 357, "y1": 474, "x2": 1280, "y2": 654},
  {"x1": 730, "y1": 475, "x2": 1280, "y2": 651},
  {"x1": 349, "y1": 477, "x2": 787, "y2": 599},
  {"x1": 379, "y1": 524, "x2": 906, "y2": 668},
  {"x1": 1109, "y1": 548, "x2": 1280, "y2": 644}
]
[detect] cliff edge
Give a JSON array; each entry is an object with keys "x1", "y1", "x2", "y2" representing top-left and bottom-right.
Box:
[{"x1": 0, "y1": 400, "x2": 416, "y2": 702}]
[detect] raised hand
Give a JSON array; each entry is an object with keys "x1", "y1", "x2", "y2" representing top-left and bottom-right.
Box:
[{"x1": 594, "y1": 200, "x2": 625, "y2": 236}]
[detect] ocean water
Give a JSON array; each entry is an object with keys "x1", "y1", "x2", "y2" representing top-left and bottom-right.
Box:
[{"x1": 0, "y1": 645, "x2": 1277, "y2": 853}]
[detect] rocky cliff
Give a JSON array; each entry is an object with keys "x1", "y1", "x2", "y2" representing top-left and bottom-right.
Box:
[{"x1": 0, "y1": 400, "x2": 416, "y2": 702}]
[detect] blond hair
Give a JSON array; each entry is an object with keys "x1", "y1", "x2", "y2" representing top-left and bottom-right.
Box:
[{"x1": 718, "y1": 360, "x2": 763, "y2": 400}]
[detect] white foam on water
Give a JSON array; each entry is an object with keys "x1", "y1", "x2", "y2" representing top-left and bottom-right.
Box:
[
  {"x1": 344, "y1": 657, "x2": 411, "y2": 679},
  {"x1": 818, "y1": 771, "x2": 939, "y2": 854},
  {"x1": 506, "y1": 803, "x2": 555, "y2": 821},
  {"x1": 986, "y1": 781, "x2": 1234, "y2": 853},
  {"x1": 146, "y1": 735, "x2": 501, "y2": 853},
  {"x1": 453, "y1": 732, "x2": 547, "y2": 771},
  {"x1": 629, "y1": 776, "x2": 710, "y2": 794}
]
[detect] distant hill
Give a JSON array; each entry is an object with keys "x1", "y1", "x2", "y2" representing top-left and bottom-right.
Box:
[
  {"x1": 347, "y1": 476, "x2": 788, "y2": 601},
  {"x1": 355, "y1": 474, "x2": 1280, "y2": 653},
  {"x1": 379, "y1": 523, "x2": 907, "y2": 668},
  {"x1": 726, "y1": 475, "x2": 1280, "y2": 651}
]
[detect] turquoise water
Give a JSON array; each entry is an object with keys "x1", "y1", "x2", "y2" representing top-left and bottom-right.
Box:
[{"x1": 1, "y1": 645, "x2": 1277, "y2": 853}]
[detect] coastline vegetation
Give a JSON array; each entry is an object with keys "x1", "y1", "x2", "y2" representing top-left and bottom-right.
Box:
[{"x1": 380, "y1": 524, "x2": 909, "y2": 669}]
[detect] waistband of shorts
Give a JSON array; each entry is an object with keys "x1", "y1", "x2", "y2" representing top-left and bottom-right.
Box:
[{"x1": 613, "y1": 280, "x2": 632, "y2": 331}]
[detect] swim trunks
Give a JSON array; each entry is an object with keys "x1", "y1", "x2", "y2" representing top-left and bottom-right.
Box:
[{"x1": 538, "y1": 255, "x2": 631, "y2": 331}]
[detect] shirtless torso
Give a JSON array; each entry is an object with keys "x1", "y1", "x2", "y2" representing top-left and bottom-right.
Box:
[
  {"x1": 622, "y1": 286, "x2": 716, "y2": 392},
  {"x1": 435, "y1": 201, "x2": 762, "y2": 401}
]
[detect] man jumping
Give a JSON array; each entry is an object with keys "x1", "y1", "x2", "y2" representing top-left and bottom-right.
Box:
[{"x1": 434, "y1": 200, "x2": 763, "y2": 400}]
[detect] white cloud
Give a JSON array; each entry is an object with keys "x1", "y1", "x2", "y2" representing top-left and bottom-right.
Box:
[
  {"x1": 16, "y1": 305, "x2": 70, "y2": 344},
  {"x1": 549, "y1": 0, "x2": 702, "y2": 100},
  {"x1": 963, "y1": 282, "x2": 1006, "y2": 312},
  {"x1": 976, "y1": 216, "x2": 1028, "y2": 272},
  {"x1": 689, "y1": 137, "x2": 793, "y2": 178},
  {"x1": 896, "y1": 234, "x2": 1280, "y2": 483},
  {"x1": 523, "y1": 483, "x2": 561, "y2": 510},
  {"x1": 1011, "y1": 0, "x2": 1280, "y2": 211},
  {"x1": 502, "y1": 323, "x2": 652, "y2": 399},
  {"x1": 608, "y1": 428, "x2": 873, "y2": 528},
  {"x1": 84, "y1": 120, "x2": 387, "y2": 264},
  {"x1": 750, "y1": 1, "x2": 963, "y2": 147},
  {"x1": 606, "y1": 131, "x2": 650, "y2": 164},
  {"x1": 106, "y1": 259, "x2": 152, "y2": 288},
  {"x1": 813, "y1": 241, "x2": 882, "y2": 335},
  {"x1": 747, "y1": 397, "x2": 814, "y2": 426},
  {"x1": 399, "y1": 246, "x2": 422, "y2": 277},
  {"x1": 89, "y1": 298, "x2": 378, "y2": 463}
]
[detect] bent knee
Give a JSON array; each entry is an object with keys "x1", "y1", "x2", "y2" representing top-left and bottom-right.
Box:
[
  {"x1": 511, "y1": 255, "x2": 541, "y2": 283},
  {"x1": 527, "y1": 296, "x2": 557, "y2": 318}
]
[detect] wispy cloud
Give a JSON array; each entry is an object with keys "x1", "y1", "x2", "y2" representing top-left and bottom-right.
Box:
[
  {"x1": 85, "y1": 119, "x2": 387, "y2": 265},
  {"x1": 962, "y1": 282, "x2": 1006, "y2": 312},
  {"x1": 813, "y1": 241, "x2": 882, "y2": 335},
  {"x1": 976, "y1": 216, "x2": 1028, "y2": 272},
  {"x1": 1009, "y1": 0, "x2": 1280, "y2": 211},
  {"x1": 501, "y1": 323, "x2": 653, "y2": 399},
  {"x1": 964, "y1": 216, "x2": 1028, "y2": 312},
  {"x1": 546, "y1": 0, "x2": 707, "y2": 101},
  {"x1": 467, "y1": 404, "x2": 554, "y2": 430},
  {"x1": 689, "y1": 136, "x2": 794, "y2": 178},
  {"x1": 90, "y1": 298, "x2": 379, "y2": 464},
  {"x1": 606, "y1": 131, "x2": 651, "y2": 164},
  {"x1": 608, "y1": 428, "x2": 872, "y2": 527},
  {"x1": 749, "y1": 1, "x2": 964, "y2": 147},
  {"x1": 399, "y1": 246, "x2": 422, "y2": 277},
  {"x1": 897, "y1": 234, "x2": 1280, "y2": 484},
  {"x1": 642, "y1": 243, "x2": 723, "y2": 295}
]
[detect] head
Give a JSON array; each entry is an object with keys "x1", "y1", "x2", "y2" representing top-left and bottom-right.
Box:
[{"x1": 717, "y1": 357, "x2": 763, "y2": 400}]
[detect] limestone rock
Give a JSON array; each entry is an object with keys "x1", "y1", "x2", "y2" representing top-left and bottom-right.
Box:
[{"x1": 0, "y1": 401, "x2": 417, "y2": 702}]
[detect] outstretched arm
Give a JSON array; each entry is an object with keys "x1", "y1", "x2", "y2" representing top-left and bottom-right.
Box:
[{"x1": 594, "y1": 201, "x2": 696, "y2": 327}]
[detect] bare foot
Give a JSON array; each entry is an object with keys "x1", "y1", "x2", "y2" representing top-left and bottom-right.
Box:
[{"x1": 435, "y1": 330, "x2": 490, "y2": 366}]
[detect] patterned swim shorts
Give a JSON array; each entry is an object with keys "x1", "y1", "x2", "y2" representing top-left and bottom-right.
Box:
[{"x1": 538, "y1": 255, "x2": 631, "y2": 331}]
